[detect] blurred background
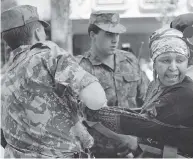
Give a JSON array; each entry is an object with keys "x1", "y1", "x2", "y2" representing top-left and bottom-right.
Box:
[{"x1": 1, "y1": 0, "x2": 193, "y2": 64}]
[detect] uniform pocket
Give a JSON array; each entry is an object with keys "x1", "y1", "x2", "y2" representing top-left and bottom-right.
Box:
[
  {"x1": 121, "y1": 74, "x2": 140, "y2": 97},
  {"x1": 123, "y1": 74, "x2": 140, "y2": 82}
]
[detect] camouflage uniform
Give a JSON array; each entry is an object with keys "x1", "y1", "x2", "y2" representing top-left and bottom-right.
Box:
[
  {"x1": 76, "y1": 11, "x2": 149, "y2": 157},
  {"x1": 78, "y1": 50, "x2": 148, "y2": 108},
  {"x1": 1, "y1": 41, "x2": 98, "y2": 158},
  {"x1": 79, "y1": 11, "x2": 149, "y2": 108}
]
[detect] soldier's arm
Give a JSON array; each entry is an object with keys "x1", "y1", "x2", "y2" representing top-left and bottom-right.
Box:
[
  {"x1": 52, "y1": 49, "x2": 107, "y2": 110},
  {"x1": 34, "y1": 41, "x2": 107, "y2": 110},
  {"x1": 79, "y1": 81, "x2": 107, "y2": 110}
]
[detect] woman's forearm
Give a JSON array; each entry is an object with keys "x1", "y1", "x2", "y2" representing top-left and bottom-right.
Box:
[{"x1": 85, "y1": 107, "x2": 193, "y2": 147}]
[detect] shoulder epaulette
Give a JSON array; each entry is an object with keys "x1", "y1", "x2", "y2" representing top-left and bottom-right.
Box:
[
  {"x1": 30, "y1": 41, "x2": 58, "y2": 50},
  {"x1": 116, "y1": 49, "x2": 138, "y2": 64},
  {"x1": 30, "y1": 41, "x2": 70, "y2": 57}
]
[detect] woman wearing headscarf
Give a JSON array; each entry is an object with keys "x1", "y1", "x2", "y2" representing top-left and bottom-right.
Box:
[
  {"x1": 141, "y1": 27, "x2": 193, "y2": 124},
  {"x1": 85, "y1": 27, "x2": 193, "y2": 157}
]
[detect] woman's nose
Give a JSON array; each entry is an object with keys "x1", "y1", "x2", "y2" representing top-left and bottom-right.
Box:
[{"x1": 168, "y1": 61, "x2": 178, "y2": 71}]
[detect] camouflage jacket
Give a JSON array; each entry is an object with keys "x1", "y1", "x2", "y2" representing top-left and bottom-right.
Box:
[
  {"x1": 77, "y1": 49, "x2": 149, "y2": 108},
  {"x1": 1, "y1": 41, "x2": 98, "y2": 158}
]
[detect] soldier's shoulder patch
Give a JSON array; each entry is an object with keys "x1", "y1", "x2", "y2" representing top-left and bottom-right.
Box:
[{"x1": 30, "y1": 41, "x2": 70, "y2": 57}]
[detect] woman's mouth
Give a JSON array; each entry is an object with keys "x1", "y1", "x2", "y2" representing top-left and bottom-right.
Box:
[{"x1": 166, "y1": 74, "x2": 179, "y2": 80}]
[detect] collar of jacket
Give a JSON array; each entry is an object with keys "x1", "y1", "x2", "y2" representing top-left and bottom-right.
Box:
[{"x1": 83, "y1": 49, "x2": 128, "y2": 66}]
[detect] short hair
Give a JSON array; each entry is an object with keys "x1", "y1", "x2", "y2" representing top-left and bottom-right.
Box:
[
  {"x1": 2, "y1": 21, "x2": 43, "y2": 50},
  {"x1": 88, "y1": 24, "x2": 102, "y2": 36}
]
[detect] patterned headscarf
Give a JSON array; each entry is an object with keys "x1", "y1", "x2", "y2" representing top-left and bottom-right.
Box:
[{"x1": 149, "y1": 27, "x2": 190, "y2": 61}]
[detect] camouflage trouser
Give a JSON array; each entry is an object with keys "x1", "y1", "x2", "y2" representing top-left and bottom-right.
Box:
[
  {"x1": 4, "y1": 144, "x2": 46, "y2": 158},
  {"x1": 4, "y1": 144, "x2": 94, "y2": 158},
  {"x1": 4, "y1": 144, "x2": 76, "y2": 158}
]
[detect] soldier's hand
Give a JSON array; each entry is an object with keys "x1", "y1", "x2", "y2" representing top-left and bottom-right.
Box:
[{"x1": 116, "y1": 135, "x2": 138, "y2": 157}]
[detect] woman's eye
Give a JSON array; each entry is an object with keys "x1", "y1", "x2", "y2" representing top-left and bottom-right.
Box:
[
  {"x1": 162, "y1": 60, "x2": 170, "y2": 63},
  {"x1": 176, "y1": 59, "x2": 183, "y2": 63}
]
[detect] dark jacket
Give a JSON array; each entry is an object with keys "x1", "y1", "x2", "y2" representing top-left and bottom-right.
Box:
[{"x1": 86, "y1": 77, "x2": 193, "y2": 156}]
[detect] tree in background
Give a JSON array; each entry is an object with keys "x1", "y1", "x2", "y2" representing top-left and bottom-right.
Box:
[{"x1": 51, "y1": 0, "x2": 72, "y2": 53}]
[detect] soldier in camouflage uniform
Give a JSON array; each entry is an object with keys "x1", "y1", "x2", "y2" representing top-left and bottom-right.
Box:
[
  {"x1": 1, "y1": 5, "x2": 110, "y2": 158},
  {"x1": 78, "y1": 11, "x2": 149, "y2": 109},
  {"x1": 77, "y1": 11, "x2": 149, "y2": 157}
]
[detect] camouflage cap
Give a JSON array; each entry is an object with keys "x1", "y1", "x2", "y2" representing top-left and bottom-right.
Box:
[
  {"x1": 1, "y1": 5, "x2": 50, "y2": 32},
  {"x1": 89, "y1": 11, "x2": 126, "y2": 33}
]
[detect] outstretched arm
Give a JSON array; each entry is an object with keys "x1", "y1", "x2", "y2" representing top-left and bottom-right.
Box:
[{"x1": 85, "y1": 106, "x2": 193, "y2": 149}]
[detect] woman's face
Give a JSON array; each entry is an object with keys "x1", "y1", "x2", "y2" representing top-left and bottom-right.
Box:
[{"x1": 154, "y1": 52, "x2": 188, "y2": 86}]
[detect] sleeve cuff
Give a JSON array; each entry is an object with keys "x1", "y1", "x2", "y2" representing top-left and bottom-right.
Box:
[{"x1": 79, "y1": 72, "x2": 98, "y2": 91}]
